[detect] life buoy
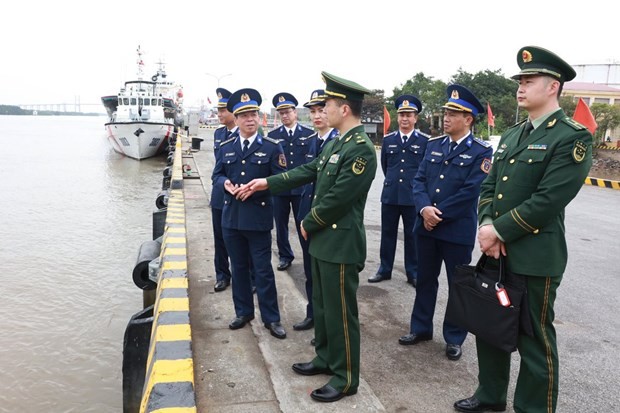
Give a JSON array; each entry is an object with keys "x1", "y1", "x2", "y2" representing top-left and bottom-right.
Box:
[{"x1": 151, "y1": 75, "x2": 158, "y2": 82}]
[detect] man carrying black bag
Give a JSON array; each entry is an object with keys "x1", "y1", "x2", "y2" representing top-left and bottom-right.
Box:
[{"x1": 454, "y1": 46, "x2": 593, "y2": 413}]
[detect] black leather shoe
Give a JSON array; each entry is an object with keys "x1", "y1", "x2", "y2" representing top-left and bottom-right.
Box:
[
  {"x1": 310, "y1": 383, "x2": 357, "y2": 403},
  {"x1": 454, "y1": 396, "x2": 506, "y2": 412},
  {"x1": 293, "y1": 317, "x2": 314, "y2": 331},
  {"x1": 446, "y1": 344, "x2": 462, "y2": 361},
  {"x1": 310, "y1": 338, "x2": 316, "y2": 346},
  {"x1": 214, "y1": 280, "x2": 230, "y2": 292},
  {"x1": 368, "y1": 273, "x2": 390, "y2": 283},
  {"x1": 406, "y1": 278, "x2": 417, "y2": 288},
  {"x1": 292, "y1": 362, "x2": 332, "y2": 376},
  {"x1": 398, "y1": 333, "x2": 432, "y2": 345},
  {"x1": 229, "y1": 315, "x2": 254, "y2": 330},
  {"x1": 265, "y1": 322, "x2": 286, "y2": 339},
  {"x1": 277, "y1": 259, "x2": 292, "y2": 271}
]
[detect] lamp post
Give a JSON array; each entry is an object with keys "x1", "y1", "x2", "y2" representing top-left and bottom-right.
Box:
[{"x1": 205, "y1": 72, "x2": 232, "y2": 88}]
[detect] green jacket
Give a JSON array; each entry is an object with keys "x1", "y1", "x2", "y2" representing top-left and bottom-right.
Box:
[
  {"x1": 268, "y1": 125, "x2": 377, "y2": 264},
  {"x1": 478, "y1": 109, "x2": 592, "y2": 277}
]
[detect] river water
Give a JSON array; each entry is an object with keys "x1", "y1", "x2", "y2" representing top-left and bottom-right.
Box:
[{"x1": 0, "y1": 116, "x2": 166, "y2": 412}]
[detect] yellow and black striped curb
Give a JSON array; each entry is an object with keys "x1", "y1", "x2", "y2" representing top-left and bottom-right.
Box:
[
  {"x1": 584, "y1": 177, "x2": 620, "y2": 190},
  {"x1": 595, "y1": 145, "x2": 620, "y2": 150},
  {"x1": 140, "y1": 138, "x2": 196, "y2": 413}
]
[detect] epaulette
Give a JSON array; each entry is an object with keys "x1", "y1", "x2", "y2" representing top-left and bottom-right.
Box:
[
  {"x1": 428, "y1": 134, "x2": 446, "y2": 142},
  {"x1": 299, "y1": 123, "x2": 314, "y2": 131},
  {"x1": 473, "y1": 137, "x2": 492, "y2": 147},
  {"x1": 220, "y1": 136, "x2": 236, "y2": 146},
  {"x1": 561, "y1": 117, "x2": 586, "y2": 131},
  {"x1": 509, "y1": 119, "x2": 527, "y2": 130},
  {"x1": 263, "y1": 136, "x2": 280, "y2": 144},
  {"x1": 308, "y1": 131, "x2": 319, "y2": 139},
  {"x1": 383, "y1": 131, "x2": 397, "y2": 138},
  {"x1": 415, "y1": 129, "x2": 431, "y2": 138},
  {"x1": 355, "y1": 133, "x2": 367, "y2": 144}
]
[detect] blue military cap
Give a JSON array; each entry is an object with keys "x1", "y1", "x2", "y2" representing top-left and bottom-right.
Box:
[
  {"x1": 272, "y1": 92, "x2": 298, "y2": 110},
  {"x1": 395, "y1": 94, "x2": 422, "y2": 114},
  {"x1": 442, "y1": 84, "x2": 484, "y2": 116},
  {"x1": 226, "y1": 88, "x2": 262, "y2": 115},
  {"x1": 303, "y1": 89, "x2": 327, "y2": 108},
  {"x1": 216, "y1": 88, "x2": 232, "y2": 108}
]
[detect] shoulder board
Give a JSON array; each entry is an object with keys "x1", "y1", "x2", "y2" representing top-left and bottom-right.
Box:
[
  {"x1": 384, "y1": 131, "x2": 397, "y2": 138},
  {"x1": 263, "y1": 136, "x2": 280, "y2": 144},
  {"x1": 300, "y1": 124, "x2": 314, "y2": 131},
  {"x1": 220, "y1": 136, "x2": 236, "y2": 146},
  {"x1": 355, "y1": 133, "x2": 368, "y2": 144},
  {"x1": 308, "y1": 131, "x2": 318, "y2": 138},
  {"x1": 473, "y1": 137, "x2": 491, "y2": 147},
  {"x1": 428, "y1": 135, "x2": 446, "y2": 142},
  {"x1": 509, "y1": 119, "x2": 527, "y2": 129},
  {"x1": 415, "y1": 130, "x2": 431, "y2": 138},
  {"x1": 562, "y1": 117, "x2": 586, "y2": 131}
]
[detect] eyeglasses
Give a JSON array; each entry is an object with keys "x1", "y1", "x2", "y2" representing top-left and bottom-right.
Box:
[{"x1": 278, "y1": 109, "x2": 293, "y2": 116}]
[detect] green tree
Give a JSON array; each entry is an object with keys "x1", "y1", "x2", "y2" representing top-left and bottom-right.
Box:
[
  {"x1": 590, "y1": 103, "x2": 620, "y2": 143},
  {"x1": 362, "y1": 89, "x2": 385, "y2": 122}
]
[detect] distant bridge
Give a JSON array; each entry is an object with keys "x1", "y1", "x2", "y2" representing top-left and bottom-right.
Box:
[{"x1": 17, "y1": 101, "x2": 104, "y2": 113}]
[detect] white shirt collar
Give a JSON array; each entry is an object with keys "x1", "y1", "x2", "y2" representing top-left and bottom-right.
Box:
[
  {"x1": 238, "y1": 132, "x2": 258, "y2": 148},
  {"x1": 285, "y1": 123, "x2": 298, "y2": 136}
]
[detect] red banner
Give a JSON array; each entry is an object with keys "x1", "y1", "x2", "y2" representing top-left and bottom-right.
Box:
[
  {"x1": 383, "y1": 106, "x2": 391, "y2": 136},
  {"x1": 573, "y1": 97, "x2": 597, "y2": 134}
]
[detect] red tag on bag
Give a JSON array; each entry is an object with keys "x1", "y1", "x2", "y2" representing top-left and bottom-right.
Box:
[{"x1": 496, "y1": 286, "x2": 511, "y2": 307}]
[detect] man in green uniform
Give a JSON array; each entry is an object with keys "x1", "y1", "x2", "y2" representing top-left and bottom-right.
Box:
[
  {"x1": 454, "y1": 46, "x2": 593, "y2": 413},
  {"x1": 237, "y1": 71, "x2": 376, "y2": 403}
]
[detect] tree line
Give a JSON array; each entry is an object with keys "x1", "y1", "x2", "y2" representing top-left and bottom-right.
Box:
[{"x1": 361, "y1": 70, "x2": 620, "y2": 143}]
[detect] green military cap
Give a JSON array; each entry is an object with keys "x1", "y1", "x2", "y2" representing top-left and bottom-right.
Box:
[
  {"x1": 511, "y1": 45, "x2": 576, "y2": 82},
  {"x1": 321, "y1": 71, "x2": 371, "y2": 102}
]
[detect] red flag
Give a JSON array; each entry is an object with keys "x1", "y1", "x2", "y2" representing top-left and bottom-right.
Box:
[
  {"x1": 487, "y1": 103, "x2": 495, "y2": 127},
  {"x1": 262, "y1": 112, "x2": 268, "y2": 127},
  {"x1": 383, "y1": 106, "x2": 391, "y2": 136},
  {"x1": 573, "y1": 97, "x2": 597, "y2": 134},
  {"x1": 207, "y1": 97, "x2": 212, "y2": 104}
]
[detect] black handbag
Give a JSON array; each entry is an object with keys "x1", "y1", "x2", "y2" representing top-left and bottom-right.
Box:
[{"x1": 446, "y1": 255, "x2": 532, "y2": 353}]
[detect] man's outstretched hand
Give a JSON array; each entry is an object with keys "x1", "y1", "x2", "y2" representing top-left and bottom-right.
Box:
[{"x1": 235, "y1": 178, "x2": 269, "y2": 200}]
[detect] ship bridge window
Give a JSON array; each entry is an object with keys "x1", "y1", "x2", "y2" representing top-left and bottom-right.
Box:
[
  {"x1": 123, "y1": 98, "x2": 129, "y2": 105},
  {"x1": 118, "y1": 98, "x2": 122, "y2": 105},
  {"x1": 139, "y1": 98, "x2": 143, "y2": 105},
  {"x1": 143, "y1": 99, "x2": 150, "y2": 106},
  {"x1": 131, "y1": 98, "x2": 137, "y2": 105},
  {"x1": 152, "y1": 98, "x2": 158, "y2": 105}
]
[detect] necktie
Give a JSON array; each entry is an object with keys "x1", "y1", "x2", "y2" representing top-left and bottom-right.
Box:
[
  {"x1": 402, "y1": 135, "x2": 408, "y2": 144},
  {"x1": 288, "y1": 129, "x2": 293, "y2": 138},
  {"x1": 318, "y1": 138, "x2": 324, "y2": 148},
  {"x1": 242, "y1": 139, "x2": 249, "y2": 153},
  {"x1": 518, "y1": 121, "x2": 534, "y2": 144},
  {"x1": 450, "y1": 141, "x2": 458, "y2": 152}
]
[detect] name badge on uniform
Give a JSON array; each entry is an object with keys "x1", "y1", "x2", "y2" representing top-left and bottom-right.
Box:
[
  {"x1": 388, "y1": 144, "x2": 398, "y2": 148},
  {"x1": 527, "y1": 144, "x2": 547, "y2": 150},
  {"x1": 496, "y1": 149, "x2": 505, "y2": 154},
  {"x1": 254, "y1": 152, "x2": 267, "y2": 157},
  {"x1": 225, "y1": 152, "x2": 235, "y2": 157},
  {"x1": 431, "y1": 151, "x2": 443, "y2": 157},
  {"x1": 328, "y1": 154, "x2": 340, "y2": 164}
]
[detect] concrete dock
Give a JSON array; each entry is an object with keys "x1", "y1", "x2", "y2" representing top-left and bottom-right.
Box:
[{"x1": 174, "y1": 127, "x2": 620, "y2": 413}]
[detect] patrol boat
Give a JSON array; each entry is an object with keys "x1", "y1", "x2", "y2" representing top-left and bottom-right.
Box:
[{"x1": 101, "y1": 47, "x2": 181, "y2": 160}]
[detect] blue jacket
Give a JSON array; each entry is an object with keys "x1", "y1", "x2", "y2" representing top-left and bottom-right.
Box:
[
  {"x1": 211, "y1": 126, "x2": 238, "y2": 209},
  {"x1": 268, "y1": 123, "x2": 314, "y2": 195},
  {"x1": 298, "y1": 128, "x2": 339, "y2": 220},
  {"x1": 212, "y1": 134, "x2": 286, "y2": 231},
  {"x1": 413, "y1": 134, "x2": 493, "y2": 245},
  {"x1": 380, "y1": 130, "x2": 429, "y2": 206}
]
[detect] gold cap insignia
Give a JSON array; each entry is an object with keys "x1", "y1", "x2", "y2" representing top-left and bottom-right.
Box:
[
  {"x1": 451, "y1": 90, "x2": 460, "y2": 99},
  {"x1": 217, "y1": 92, "x2": 223, "y2": 99},
  {"x1": 402, "y1": 100, "x2": 410, "y2": 107},
  {"x1": 241, "y1": 93, "x2": 250, "y2": 102},
  {"x1": 311, "y1": 91, "x2": 318, "y2": 99},
  {"x1": 279, "y1": 95, "x2": 286, "y2": 103},
  {"x1": 522, "y1": 50, "x2": 533, "y2": 63}
]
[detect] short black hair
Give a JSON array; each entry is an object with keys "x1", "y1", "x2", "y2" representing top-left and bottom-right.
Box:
[{"x1": 331, "y1": 97, "x2": 362, "y2": 117}]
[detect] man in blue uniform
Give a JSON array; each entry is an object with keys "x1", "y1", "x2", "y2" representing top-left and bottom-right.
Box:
[
  {"x1": 212, "y1": 88, "x2": 287, "y2": 339},
  {"x1": 268, "y1": 93, "x2": 315, "y2": 271},
  {"x1": 211, "y1": 88, "x2": 238, "y2": 292},
  {"x1": 294, "y1": 89, "x2": 339, "y2": 333},
  {"x1": 369, "y1": 95, "x2": 428, "y2": 287},
  {"x1": 399, "y1": 85, "x2": 493, "y2": 362}
]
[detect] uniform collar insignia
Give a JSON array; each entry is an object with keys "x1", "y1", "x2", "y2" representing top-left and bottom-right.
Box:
[{"x1": 547, "y1": 118, "x2": 557, "y2": 128}]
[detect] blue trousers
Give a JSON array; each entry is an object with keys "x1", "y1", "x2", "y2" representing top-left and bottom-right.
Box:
[
  {"x1": 377, "y1": 203, "x2": 418, "y2": 282},
  {"x1": 410, "y1": 235, "x2": 471, "y2": 345},
  {"x1": 211, "y1": 208, "x2": 231, "y2": 283},
  {"x1": 223, "y1": 228, "x2": 280, "y2": 324},
  {"x1": 273, "y1": 195, "x2": 302, "y2": 261}
]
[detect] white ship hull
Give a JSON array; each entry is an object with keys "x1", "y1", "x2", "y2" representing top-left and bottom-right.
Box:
[{"x1": 105, "y1": 121, "x2": 173, "y2": 160}]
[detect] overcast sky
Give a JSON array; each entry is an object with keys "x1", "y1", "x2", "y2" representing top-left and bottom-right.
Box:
[{"x1": 1, "y1": 0, "x2": 617, "y2": 113}]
